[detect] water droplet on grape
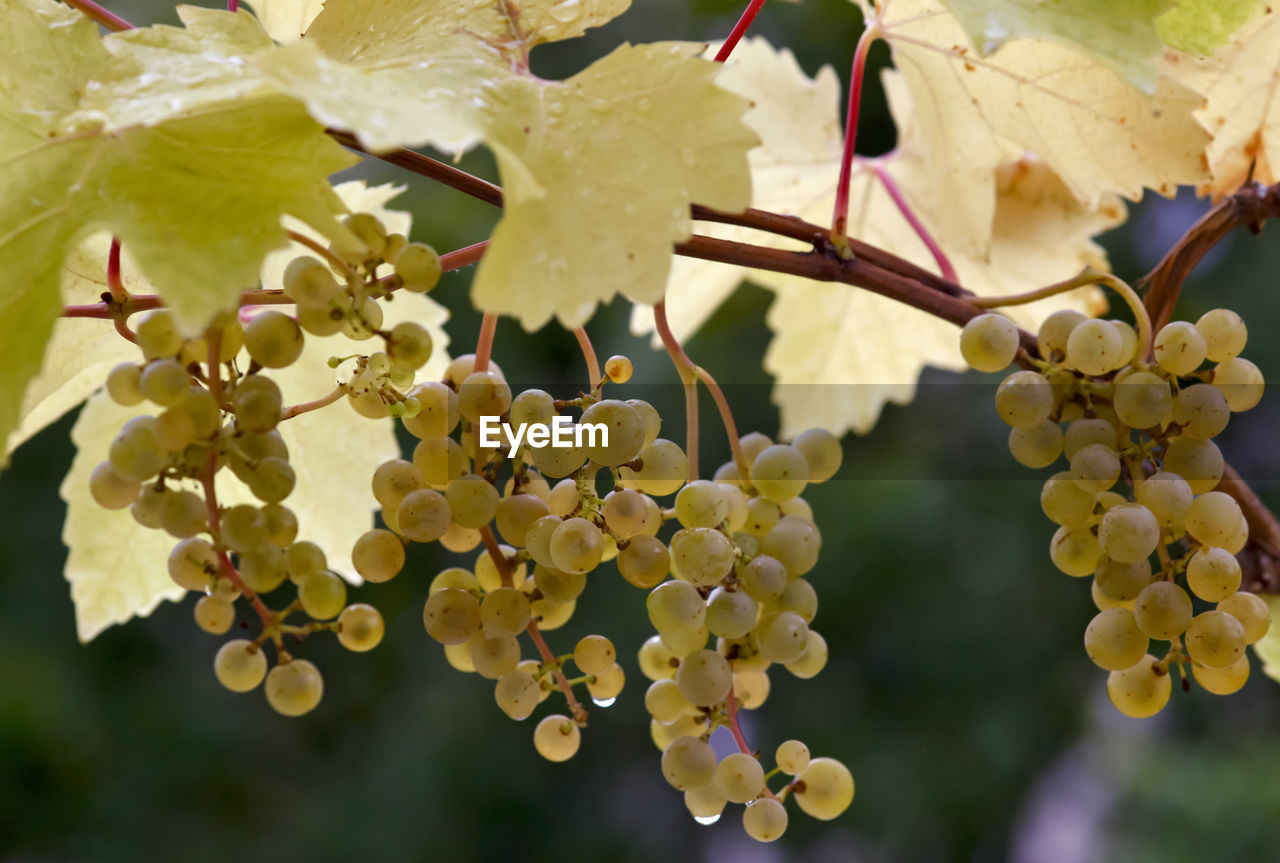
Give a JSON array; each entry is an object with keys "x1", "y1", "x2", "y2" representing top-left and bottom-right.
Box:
[
  {"x1": 591, "y1": 696, "x2": 616, "y2": 707},
  {"x1": 694, "y1": 814, "x2": 721, "y2": 826}
]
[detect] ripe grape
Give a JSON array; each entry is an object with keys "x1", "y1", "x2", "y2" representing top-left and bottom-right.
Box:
[
  {"x1": 1008, "y1": 421, "x2": 1063, "y2": 468},
  {"x1": 1066, "y1": 319, "x2": 1124, "y2": 375},
  {"x1": 283, "y1": 256, "x2": 339, "y2": 308},
  {"x1": 1093, "y1": 557, "x2": 1152, "y2": 602},
  {"x1": 265, "y1": 659, "x2": 324, "y2": 717},
  {"x1": 481, "y1": 588, "x2": 532, "y2": 638},
  {"x1": 1162, "y1": 437, "x2": 1224, "y2": 495},
  {"x1": 169, "y1": 537, "x2": 220, "y2": 592},
  {"x1": 457, "y1": 371, "x2": 512, "y2": 423},
  {"x1": 351, "y1": 529, "x2": 404, "y2": 582},
  {"x1": 423, "y1": 588, "x2": 481, "y2": 644},
  {"x1": 786, "y1": 630, "x2": 829, "y2": 678},
  {"x1": 468, "y1": 632, "x2": 521, "y2": 679},
  {"x1": 1113, "y1": 371, "x2": 1173, "y2": 429},
  {"x1": 214, "y1": 639, "x2": 267, "y2": 692},
  {"x1": 494, "y1": 671, "x2": 541, "y2": 720},
  {"x1": 793, "y1": 757, "x2": 855, "y2": 820},
  {"x1": 1069, "y1": 443, "x2": 1120, "y2": 493},
  {"x1": 662, "y1": 736, "x2": 716, "y2": 790},
  {"x1": 1040, "y1": 472, "x2": 1095, "y2": 526},
  {"x1": 1212, "y1": 357, "x2": 1264, "y2": 412},
  {"x1": 135, "y1": 309, "x2": 183, "y2": 359},
  {"x1": 1217, "y1": 591, "x2": 1270, "y2": 643},
  {"x1": 387, "y1": 321, "x2": 433, "y2": 369},
  {"x1": 1134, "y1": 581, "x2": 1193, "y2": 639},
  {"x1": 298, "y1": 569, "x2": 347, "y2": 620},
  {"x1": 1184, "y1": 610, "x2": 1246, "y2": 668},
  {"x1": 995, "y1": 371, "x2": 1054, "y2": 428},
  {"x1": 756, "y1": 612, "x2": 809, "y2": 663},
  {"x1": 586, "y1": 663, "x2": 625, "y2": 701},
  {"x1": 533, "y1": 714, "x2": 581, "y2": 762},
  {"x1": 494, "y1": 493, "x2": 550, "y2": 546},
  {"x1": 675, "y1": 648, "x2": 733, "y2": 706},
  {"x1": 1097, "y1": 503, "x2": 1160, "y2": 563},
  {"x1": 1083, "y1": 608, "x2": 1148, "y2": 671},
  {"x1": 244, "y1": 311, "x2": 304, "y2": 369},
  {"x1": 1049, "y1": 525, "x2": 1102, "y2": 577},
  {"x1": 960, "y1": 313, "x2": 1019, "y2": 372},
  {"x1": 1135, "y1": 472, "x2": 1193, "y2": 530},
  {"x1": 644, "y1": 679, "x2": 688, "y2": 723},
  {"x1": 549, "y1": 517, "x2": 604, "y2": 574},
  {"x1": 684, "y1": 785, "x2": 727, "y2": 820},
  {"x1": 776, "y1": 740, "x2": 810, "y2": 775},
  {"x1": 1172, "y1": 384, "x2": 1230, "y2": 439},
  {"x1": 1184, "y1": 491, "x2": 1244, "y2": 548},
  {"x1": 618, "y1": 535, "x2": 670, "y2": 589},
  {"x1": 1106, "y1": 654, "x2": 1171, "y2": 718},
  {"x1": 620, "y1": 439, "x2": 688, "y2": 497},
  {"x1": 715, "y1": 752, "x2": 765, "y2": 803},
  {"x1": 574, "y1": 635, "x2": 617, "y2": 675},
  {"x1": 1036, "y1": 309, "x2": 1085, "y2": 362},
  {"x1": 393, "y1": 242, "x2": 442, "y2": 293},
  {"x1": 194, "y1": 595, "x2": 234, "y2": 634},
  {"x1": 1196, "y1": 308, "x2": 1247, "y2": 361},
  {"x1": 742, "y1": 798, "x2": 788, "y2": 842},
  {"x1": 1153, "y1": 320, "x2": 1207, "y2": 376},
  {"x1": 106, "y1": 363, "x2": 144, "y2": 406},
  {"x1": 1192, "y1": 655, "x2": 1250, "y2": 695},
  {"x1": 580, "y1": 399, "x2": 646, "y2": 466},
  {"x1": 337, "y1": 603, "x2": 384, "y2": 652},
  {"x1": 1186, "y1": 547, "x2": 1242, "y2": 602},
  {"x1": 396, "y1": 489, "x2": 452, "y2": 542},
  {"x1": 760, "y1": 516, "x2": 820, "y2": 577},
  {"x1": 604, "y1": 354, "x2": 633, "y2": 383}
]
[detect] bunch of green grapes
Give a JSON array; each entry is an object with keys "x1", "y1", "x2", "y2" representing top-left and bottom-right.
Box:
[
  {"x1": 394, "y1": 355, "x2": 852, "y2": 839},
  {"x1": 961, "y1": 307, "x2": 1270, "y2": 717},
  {"x1": 90, "y1": 211, "x2": 442, "y2": 716}
]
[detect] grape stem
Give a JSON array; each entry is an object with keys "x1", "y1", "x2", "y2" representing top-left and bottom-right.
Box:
[
  {"x1": 526, "y1": 620, "x2": 589, "y2": 725},
  {"x1": 281, "y1": 384, "x2": 349, "y2": 420},
  {"x1": 572, "y1": 327, "x2": 602, "y2": 390},
  {"x1": 63, "y1": 0, "x2": 132, "y2": 30},
  {"x1": 870, "y1": 161, "x2": 958, "y2": 283},
  {"x1": 725, "y1": 688, "x2": 779, "y2": 799},
  {"x1": 286, "y1": 229, "x2": 360, "y2": 285},
  {"x1": 199, "y1": 453, "x2": 276, "y2": 626},
  {"x1": 473, "y1": 313, "x2": 498, "y2": 374},
  {"x1": 830, "y1": 24, "x2": 880, "y2": 242},
  {"x1": 712, "y1": 0, "x2": 768, "y2": 63},
  {"x1": 478, "y1": 524, "x2": 513, "y2": 589}
]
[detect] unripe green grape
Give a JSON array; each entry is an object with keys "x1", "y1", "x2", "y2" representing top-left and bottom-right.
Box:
[
  {"x1": 135, "y1": 309, "x2": 183, "y2": 359},
  {"x1": 106, "y1": 363, "x2": 144, "y2": 406},
  {"x1": 674, "y1": 480, "x2": 728, "y2": 529},
  {"x1": 393, "y1": 242, "x2": 442, "y2": 292},
  {"x1": 1185, "y1": 609, "x2": 1246, "y2": 668},
  {"x1": 131, "y1": 483, "x2": 168, "y2": 529},
  {"x1": 138, "y1": 359, "x2": 188, "y2": 408},
  {"x1": 995, "y1": 370, "x2": 1054, "y2": 428},
  {"x1": 1008, "y1": 421, "x2": 1063, "y2": 469},
  {"x1": 494, "y1": 670, "x2": 540, "y2": 720},
  {"x1": 573, "y1": 634, "x2": 616, "y2": 676},
  {"x1": 285, "y1": 541, "x2": 327, "y2": 583},
  {"x1": 644, "y1": 678, "x2": 688, "y2": 723},
  {"x1": 550, "y1": 517, "x2": 604, "y2": 574},
  {"x1": 1040, "y1": 472, "x2": 1095, "y2": 526},
  {"x1": 1114, "y1": 371, "x2": 1173, "y2": 429},
  {"x1": 283, "y1": 256, "x2": 339, "y2": 308},
  {"x1": 534, "y1": 714, "x2": 581, "y2": 762},
  {"x1": 776, "y1": 739, "x2": 810, "y2": 775},
  {"x1": 1172, "y1": 384, "x2": 1230, "y2": 439},
  {"x1": 743, "y1": 797, "x2": 788, "y2": 842},
  {"x1": 706, "y1": 587, "x2": 757, "y2": 639},
  {"x1": 1049, "y1": 525, "x2": 1102, "y2": 577},
  {"x1": 1154, "y1": 320, "x2": 1207, "y2": 376},
  {"x1": 89, "y1": 461, "x2": 140, "y2": 510},
  {"x1": 1063, "y1": 418, "x2": 1120, "y2": 461},
  {"x1": 480, "y1": 588, "x2": 531, "y2": 638},
  {"x1": 756, "y1": 611, "x2": 809, "y2": 663},
  {"x1": 194, "y1": 594, "x2": 234, "y2": 634},
  {"x1": 1097, "y1": 503, "x2": 1160, "y2": 563},
  {"x1": 468, "y1": 632, "x2": 521, "y2": 679},
  {"x1": 371, "y1": 459, "x2": 423, "y2": 511},
  {"x1": 214, "y1": 639, "x2": 267, "y2": 692},
  {"x1": 1083, "y1": 608, "x2": 1148, "y2": 670},
  {"x1": 675, "y1": 648, "x2": 733, "y2": 706},
  {"x1": 243, "y1": 311, "x2": 304, "y2": 369},
  {"x1": 298, "y1": 569, "x2": 347, "y2": 620},
  {"x1": 713, "y1": 752, "x2": 765, "y2": 804},
  {"x1": 617, "y1": 535, "x2": 670, "y2": 589},
  {"x1": 341, "y1": 296, "x2": 384, "y2": 341},
  {"x1": 445, "y1": 475, "x2": 499, "y2": 529},
  {"x1": 245, "y1": 456, "x2": 296, "y2": 504},
  {"x1": 1106, "y1": 654, "x2": 1171, "y2": 718},
  {"x1": 351, "y1": 528, "x2": 404, "y2": 583},
  {"x1": 960, "y1": 313, "x2": 1020, "y2": 372},
  {"x1": 620, "y1": 439, "x2": 688, "y2": 497},
  {"x1": 1192, "y1": 654, "x2": 1250, "y2": 695},
  {"x1": 785, "y1": 630, "x2": 828, "y2": 678},
  {"x1": 154, "y1": 409, "x2": 197, "y2": 451},
  {"x1": 238, "y1": 545, "x2": 287, "y2": 593},
  {"x1": 1134, "y1": 581, "x2": 1193, "y2": 639},
  {"x1": 794, "y1": 757, "x2": 856, "y2": 821},
  {"x1": 662, "y1": 735, "x2": 716, "y2": 790},
  {"x1": 791, "y1": 428, "x2": 843, "y2": 482},
  {"x1": 109, "y1": 417, "x2": 167, "y2": 482},
  {"x1": 751, "y1": 444, "x2": 809, "y2": 502},
  {"x1": 161, "y1": 489, "x2": 207, "y2": 539},
  {"x1": 586, "y1": 662, "x2": 625, "y2": 701},
  {"x1": 760, "y1": 516, "x2": 821, "y2": 577},
  {"x1": 1093, "y1": 556, "x2": 1151, "y2": 602},
  {"x1": 1196, "y1": 308, "x2": 1247, "y2": 362},
  {"x1": 341, "y1": 212, "x2": 387, "y2": 260},
  {"x1": 423, "y1": 588, "x2": 481, "y2": 644},
  {"x1": 579, "y1": 399, "x2": 645, "y2": 466},
  {"x1": 1135, "y1": 471, "x2": 1193, "y2": 530},
  {"x1": 669, "y1": 528, "x2": 734, "y2": 587},
  {"x1": 1217, "y1": 591, "x2": 1270, "y2": 643},
  {"x1": 684, "y1": 784, "x2": 727, "y2": 821},
  {"x1": 733, "y1": 669, "x2": 771, "y2": 709},
  {"x1": 1067, "y1": 319, "x2": 1125, "y2": 375},
  {"x1": 1212, "y1": 357, "x2": 1264, "y2": 412},
  {"x1": 1162, "y1": 436, "x2": 1224, "y2": 494},
  {"x1": 1069, "y1": 443, "x2": 1120, "y2": 493},
  {"x1": 1184, "y1": 490, "x2": 1243, "y2": 548},
  {"x1": 337, "y1": 603, "x2": 384, "y2": 652},
  {"x1": 219, "y1": 504, "x2": 266, "y2": 554},
  {"x1": 265, "y1": 659, "x2": 323, "y2": 717},
  {"x1": 384, "y1": 321, "x2": 432, "y2": 370},
  {"x1": 1037, "y1": 309, "x2": 1086, "y2": 362},
  {"x1": 639, "y1": 634, "x2": 680, "y2": 681}
]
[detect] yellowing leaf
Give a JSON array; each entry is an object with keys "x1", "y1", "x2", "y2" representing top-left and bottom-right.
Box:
[
  {"x1": 261, "y1": 181, "x2": 451, "y2": 579},
  {"x1": 941, "y1": 0, "x2": 1170, "y2": 91},
  {"x1": 60, "y1": 391, "x2": 186, "y2": 642},
  {"x1": 254, "y1": 0, "x2": 755, "y2": 329},
  {"x1": 1166, "y1": 7, "x2": 1280, "y2": 196},
  {"x1": 5, "y1": 235, "x2": 149, "y2": 457},
  {"x1": 863, "y1": 0, "x2": 1209, "y2": 206},
  {"x1": 0, "y1": 0, "x2": 357, "y2": 473},
  {"x1": 642, "y1": 38, "x2": 1119, "y2": 436},
  {"x1": 244, "y1": 0, "x2": 326, "y2": 43}
]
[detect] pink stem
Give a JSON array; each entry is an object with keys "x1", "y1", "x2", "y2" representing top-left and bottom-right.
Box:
[
  {"x1": 572, "y1": 327, "x2": 601, "y2": 390},
  {"x1": 63, "y1": 0, "x2": 132, "y2": 30},
  {"x1": 713, "y1": 0, "x2": 768, "y2": 63},
  {"x1": 106, "y1": 239, "x2": 126, "y2": 302},
  {"x1": 228, "y1": 0, "x2": 239, "y2": 10},
  {"x1": 473, "y1": 313, "x2": 497, "y2": 374},
  {"x1": 832, "y1": 26, "x2": 877, "y2": 240},
  {"x1": 653, "y1": 301, "x2": 699, "y2": 481},
  {"x1": 871, "y1": 162, "x2": 958, "y2": 283}
]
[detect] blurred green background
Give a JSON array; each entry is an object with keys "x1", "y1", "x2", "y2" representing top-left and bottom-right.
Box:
[{"x1": 4, "y1": 0, "x2": 1280, "y2": 861}]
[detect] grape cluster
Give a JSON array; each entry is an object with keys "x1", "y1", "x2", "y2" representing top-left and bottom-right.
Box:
[
  {"x1": 962, "y1": 306, "x2": 1271, "y2": 716},
  {"x1": 404, "y1": 360, "x2": 854, "y2": 839},
  {"x1": 89, "y1": 211, "x2": 442, "y2": 716}
]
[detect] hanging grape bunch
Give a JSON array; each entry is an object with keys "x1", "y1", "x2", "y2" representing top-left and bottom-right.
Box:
[{"x1": 962, "y1": 280, "x2": 1269, "y2": 717}]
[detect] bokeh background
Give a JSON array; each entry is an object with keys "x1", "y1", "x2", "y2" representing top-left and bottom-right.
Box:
[{"x1": 4, "y1": 0, "x2": 1280, "y2": 861}]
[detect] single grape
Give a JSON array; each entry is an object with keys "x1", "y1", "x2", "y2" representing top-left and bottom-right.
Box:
[
  {"x1": 1067, "y1": 319, "x2": 1125, "y2": 375},
  {"x1": 351, "y1": 529, "x2": 404, "y2": 583},
  {"x1": 755, "y1": 612, "x2": 809, "y2": 663},
  {"x1": 1185, "y1": 610, "x2": 1246, "y2": 668},
  {"x1": 244, "y1": 311, "x2": 304, "y2": 369},
  {"x1": 776, "y1": 740, "x2": 811, "y2": 775},
  {"x1": 423, "y1": 587, "x2": 481, "y2": 644},
  {"x1": 1162, "y1": 436, "x2": 1224, "y2": 495},
  {"x1": 675, "y1": 648, "x2": 733, "y2": 706},
  {"x1": 1106, "y1": 654, "x2": 1172, "y2": 718},
  {"x1": 550, "y1": 517, "x2": 604, "y2": 575},
  {"x1": 468, "y1": 632, "x2": 521, "y2": 679},
  {"x1": 574, "y1": 635, "x2": 617, "y2": 676},
  {"x1": 743, "y1": 798, "x2": 788, "y2": 842},
  {"x1": 791, "y1": 428, "x2": 843, "y2": 482},
  {"x1": 619, "y1": 439, "x2": 688, "y2": 497},
  {"x1": 1093, "y1": 556, "x2": 1152, "y2": 602},
  {"x1": 662, "y1": 736, "x2": 716, "y2": 790},
  {"x1": 793, "y1": 757, "x2": 855, "y2": 820},
  {"x1": 494, "y1": 670, "x2": 541, "y2": 720},
  {"x1": 337, "y1": 603, "x2": 384, "y2": 652},
  {"x1": 481, "y1": 588, "x2": 532, "y2": 638},
  {"x1": 393, "y1": 242, "x2": 442, "y2": 293},
  {"x1": 1212, "y1": 357, "x2": 1264, "y2": 412},
  {"x1": 1113, "y1": 371, "x2": 1173, "y2": 429},
  {"x1": 283, "y1": 256, "x2": 338, "y2": 308},
  {"x1": 298, "y1": 569, "x2": 347, "y2": 620},
  {"x1": 684, "y1": 784, "x2": 728, "y2": 821},
  {"x1": 214, "y1": 639, "x2": 267, "y2": 692},
  {"x1": 586, "y1": 663, "x2": 625, "y2": 701},
  {"x1": 1036, "y1": 309, "x2": 1086, "y2": 363},
  {"x1": 1186, "y1": 547, "x2": 1242, "y2": 602},
  {"x1": 1184, "y1": 491, "x2": 1244, "y2": 548},
  {"x1": 1083, "y1": 608, "x2": 1148, "y2": 671},
  {"x1": 265, "y1": 659, "x2": 324, "y2": 717},
  {"x1": 371, "y1": 459, "x2": 424, "y2": 512},
  {"x1": 1063, "y1": 418, "x2": 1120, "y2": 460},
  {"x1": 1153, "y1": 320, "x2": 1208, "y2": 376},
  {"x1": 604, "y1": 354, "x2": 633, "y2": 383},
  {"x1": 1196, "y1": 308, "x2": 1247, "y2": 361},
  {"x1": 1040, "y1": 472, "x2": 1096, "y2": 526},
  {"x1": 106, "y1": 363, "x2": 144, "y2": 406},
  {"x1": 785, "y1": 630, "x2": 828, "y2": 678},
  {"x1": 960, "y1": 313, "x2": 1020, "y2": 372},
  {"x1": 1008, "y1": 421, "x2": 1063, "y2": 469},
  {"x1": 1192, "y1": 655, "x2": 1250, "y2": 695},
  {"x1": 579, "y1": 399, "x2": 646, "y2": 466},
  {"x1": 1134, "y1": 581, "x2": 1193, "y2": 639},
  {"x1": 135, "y1": 309, "x2": 183, "y2": 359},
  {"x1": 715, "y1": 752, "x2": 765, "y2": 804},
  {"x1": 1135, "y1": 472, "x2": 1193, "y2": 530},
  {"x1": 194, "y1": 595, "x2": 234, "y2": 634},
  {"x1": 759, "y1": 516, "x2": 821, "y2": 577},
  {"x1": 1069, "y1": 443, "x2": 1120, "y2": 493},
  {"x1": 1097, "y1": 503, "x2": 1160, "y2": 564},
  {"x1": 533, "y1": 714, "x2": 581, "y2": 762},
  {"x1": 1217, "y1": 591, "x2": 1270, "y2": 643},
  {"x1": 1049, "y1": 525, "x2": 1102, "y2": 577},
  {"x1": 1172, "y1": 383, "x2": 1230, "y2": 439}
]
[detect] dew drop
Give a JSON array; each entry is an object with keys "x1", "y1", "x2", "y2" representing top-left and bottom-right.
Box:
[
  {"x1": 694, "y1": 814, "x2": 721, "y2": 826},
  {"x1": 592, "y1": 696, "x2": 616, "y2": 707}
]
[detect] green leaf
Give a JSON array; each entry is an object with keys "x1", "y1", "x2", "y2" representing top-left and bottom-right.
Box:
[
  {"x1": 1157, "y1": 0, "x2": 1264, "y2": 57},
  {"x1": 254, "y1": 0, "x2": 756, "y2": 329}
]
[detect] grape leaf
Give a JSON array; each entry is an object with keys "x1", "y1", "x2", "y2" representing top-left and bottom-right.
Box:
[
  {"x1": 1165, "y1": 7, "x2": 1280, "y2": 197},
  {"x1": 243, "y1": 0, "x2": 325, "y2": 43},
  {"x1": 1156, "y1": 0, "x2": 1264, "y2": 57},
  {"x1": 60, "y1": 392, "x2": 187, "y2": 642},
  {"x1": 253, "y1": 0, "x2": 756, "y2": 329},
  {"x1": 1253, "y1": 596, "x2": 1280, "y2": 685},
  {"x1": 4, "y1": 235, "x2": 148, "y2": 458},
  {"x1": 639, "y1": 38, "x2": 1119, "y2": 436},
  {"x1": 0, "y1": 0, "x2": 358, "y2": 474},
  {"x1": 861, "y1": 0, "x2": 1209, "y2": 207}
]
